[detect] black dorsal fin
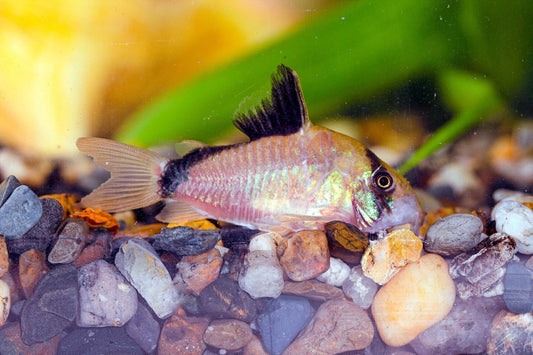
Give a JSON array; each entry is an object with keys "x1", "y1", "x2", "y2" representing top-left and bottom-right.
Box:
[{"x1": 233, "y1": 64, "x2": 310, "y2": 141}]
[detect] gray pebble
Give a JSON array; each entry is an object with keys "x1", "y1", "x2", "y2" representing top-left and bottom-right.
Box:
[
  {"x1": 503, "y1": 262, "x2": 533, "y2": 314},
  {"x1": 342, "y1": 265, "x2": 378, "y2": 309},
  {"x1": 77, "y1": 260, "x2": 138, "y2": 327},
  {"x1": 58, "y1": 327, "x2": 143, "y2": 355},
  {"x1": 6, "y1": 197, "x2": 63, "y2": 255},
  {"x1": 152, "y1": 226, "x2": 220, "y2": 255},
  {"x1": 48, "y1": 218, "x2": 89, "y2": 264},
  {"x1": 126, "y1": 302, "x2": 160, "y2": 354},
  {"x1": 0, "y1": 175, "x2": 21, "y2": 206},
  {"x1": 425, "y1": 213, "x2": 485, "y2": 256},
  {"x1": 0, "y1": 185, "x2": 42, "y2": 238}
]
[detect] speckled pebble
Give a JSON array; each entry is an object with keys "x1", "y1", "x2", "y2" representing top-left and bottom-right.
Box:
[
  {"x1": 372, "y1": 254, "x2": 456, "y2": 347},
  {"x1": 256, "y1": 295, "x2": 314, "y2": 355},
  {"x1": 115, "y1": 237, "x2": 181, "y2": 319},
  {"x1": 424, "y1": 213, "x2": 485, "y2": 255},
  {"x1": 316, "y1": 257, "x2": 350, "y2": 286},
  {"x1": 342, "y1": 265, "x2": 378, "y2": 309},
  {"x1": 199, "y1": 277, "x2": 257, "y2": 322},
  {"x1": 77, "y1": 259, "x2": 138, "y2": 327},
  {"x1": 486, "y1": 310, "x2": 533, "y2": 354},
  {"x1": 238, "y1": 250, "x2": 284, "y2": 299},
  {"x1": 0, "y1": 185, "x2": 42, "y2": 238},
  {"x1": 174, "y1": 247, "x2": 222, "y2": 295},
  {"x1": 450, "y1": 233, "x2": 517, "y2": 299},
  {"x1": 492, "y1": 199, "x2": 533, "y2": 254},
  {"x1": 284, "y1": 299, "x2": 374, "y2": 354},
  {"x1": 158, "y1": 307, "x2": 209, "y2": 355},
  {"x1": 503, "y1": 262, "x2": 533, "y2": 314},
  {"x1": 278, "y1": 230, "x2": 329, "y2": 282},
  {"x1": 48, "y1": 218, "x2": 89, "y2": 264},
  {"x1": 203, "y1": 319, "x2": 253, "y2": 351}
]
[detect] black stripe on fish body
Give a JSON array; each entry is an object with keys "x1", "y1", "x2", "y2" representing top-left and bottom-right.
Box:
[
  {"x1": 158, "y1": 144, "x2": 238, "y2": 198},
  {"x1": 233, "y1": 64, "x2": 310, "y2": 141},
  {"x1": 364, "y1": 148, "x2": 394, "y2": 214}
]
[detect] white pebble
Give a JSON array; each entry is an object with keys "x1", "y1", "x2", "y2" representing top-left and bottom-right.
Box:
[
  {"x1": 238, "y1": 250, "x2": 284, "y2": 299},
  {"x1": 248, "y1": 232, "x2": 282, "y2": 254},
  {"x1": 0, "y1": 279, "x2": 10, "y2": 326},
  {"x1": 316, "y1": 257, "x2": 350, "y2": 286},
  {"x1": 492, "y1": 200, "x2": 533, "y2": 254},
  {"x1": 342, "y1": 265, "x2": 378, "y2": 309}
]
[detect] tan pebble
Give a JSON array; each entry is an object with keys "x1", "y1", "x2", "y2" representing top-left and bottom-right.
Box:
[
  {"x1": 486, "y1": 310, "x2": 533, "y2": 354},
  {"x1": 158, "y1": 307, "x2": 209, "y2": 354},
  {"x1": 19, "y1": 249, "x2": 49, "y2": 298},
  {"x1": 203, "y1": 319, "x2": 253, "y2": 351},
  {"x1": 371, "y1": 253, "x2": 455, "y2": 347},
  {"x1": 0, "y1": 237, "x2": 8, "y2": 277},
  {"x1": 278, "y1": 230, "x2": 329, "y2": 281},
  {"x1": 284, "y1": 299, "x2": 373, "y2": 354},
  {"x1": 362, "y1": 228, "x2": 422, "y2": 285},
  {"x1": 282, "y1": 279, "x2": 344, "y2": 302},
  {"x1": 243, "y1": 334, "x2": 269, "y2": 355},
  {"x1": 0, "y1": 279, "x2": 10, "y2": 326}
]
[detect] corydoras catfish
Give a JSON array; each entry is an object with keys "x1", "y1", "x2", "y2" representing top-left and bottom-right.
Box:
[{"x1": 77, "y1": 65, "x2": 423, "y2": 235}]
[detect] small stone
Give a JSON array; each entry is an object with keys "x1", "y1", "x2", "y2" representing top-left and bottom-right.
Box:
[
  {"x1": 282, "y1": 279, "x2": 345, "y2": 302},
  {"x1": 0, "y1": 236, "x2": 8, "y2": 277},
  {"x1": 248, "y1": 232, "x2": 282, "y2": 253},
  {"x1": 0, "y1": 279, "x2": 10, "y2": 326},
  {"x1": 278, "y1": 230, "x2": 329, "y2": 281},
  {"x1": 0, "y1": 185, "x2": 42, "y2": 238},
  {"x1": 58, "y1": 327, "x2": 143, "y2": 355},
  {"x1": 6, "y1": 197, "x2": 64, "y2": 255},
  {"x1": 0, "y1": 322, "x2": 62, "y2": 355},
  {"x1": 126, "y1": 303, "x2": 161, "y2": 354},
  {"x1": 486, "y1": 310, "x2": 533, "y2": 354},
  {"x1": 316, "y1": 257, "x2": 350, "y2": 286},
  {"x1": 450, "y1": 233, "x2": 517, "y2": 299},
  {"x1": 243, "y1": 334, "x2": 269, "y2": 355},
  {"x1": 372, "y1": 254, "x2": 456, "y2": 347},
  {"x1": 492, "y1": 199, "x2": 533, "y2": 254},
  {"x1": 0, "y1": 175, "x2": 21, "y2": 206},
  {"x1": 199, "y1": 277, "x2": 257, "y2": 322},
  {"x1": 74, "y1": 228, "x2": 112, "y2": 268},
  {"x1": 48, "y1": 218, "x2": 89, "y2": 264},
  {"x1": 219, "y1": 225, "x2": 259, "y2": 248},
  {"x1": 174, "y1": 247, "x2": 223, "y2": 295},
  {"x1": 411, "y1": 296, "x2": 504, "y2": 355},
  {"x1": 77, "y1": 260, "x2": 138, "y2": 327},
  {"x1": 21, "y1": 264, "x2": 78, "y2": 344},
  {"x1": 158, "y1": 307, "x2": 209, "y2": 355},
  {"x1": 1, "y1": 263, "x2": 23, "y2": 305},
  {"x1": 503, "y1": 262, "x2": 533, "y2": 314},
  {"x1": 152, "y1": 226, "x2": 221, "y2": 255},
  {"x1": 362, "y1": 228, "x2": 423, "y2": 285},
  {"x1": 203, "y1": 319, "x2": 253, "y2": 351},
  {"x1": 324, "y1": 220, "x2": 369, "y2": 252},
  {"x1": 256, "y1": 295, "x2": 314, "y2": 355},
  {"x1": 115, "y1": 237, "x2": 181, "y2": 319},
  {"x1": 284, "y1": 299, "x2": 374, "y2": 354},
  {"x1": 342, "y1": 265, "x2": 378, "y2": 309},
  {"x1": 238, "y1": 250, "x2": 284, "y2": 299},
  {"x1": 19, "y1": 249, "x2": 49, "y2": 298},
  {"x1": 424, "y1": 213, "x2": 485, "y2": 255}
]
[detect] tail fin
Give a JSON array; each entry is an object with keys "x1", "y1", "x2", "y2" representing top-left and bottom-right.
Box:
[{"x1": 76, "y1": 137, "x2": 168, "y2": 212}]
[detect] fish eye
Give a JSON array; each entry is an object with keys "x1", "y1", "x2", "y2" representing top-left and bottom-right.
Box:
[{"x1": 373, "y1": 171, "x2": 394, "y2": 191}]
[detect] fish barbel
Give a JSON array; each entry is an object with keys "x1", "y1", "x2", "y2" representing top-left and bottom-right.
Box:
[{"x1": 77, "y1": 65, "x2": 423, "y2": 234}]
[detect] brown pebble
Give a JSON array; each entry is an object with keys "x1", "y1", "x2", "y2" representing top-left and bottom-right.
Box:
[
  {"x1": 19, "y1": 249, "x2": 49, "y2": 298},
  {"x1": 278, "y1": 230, "x2": 329, "y2": 281},
  {"x1": 174, "y1": 248, "x2": 222, "y2": 295},
  {"x1": 325, "y1": 220, "x2": 369, "y2": 252},
  {"x1": 0, "y1": 236, "x2": 8, "y2": 277},
  {"x1": 282, "y1": 279, "x2": 345, "y2": 302},
  {"x1": 284, "y1": 299, "x2": 374, "y2": 354},
  {"x1": 486, "y1": 310, "x2": 533, "y2": 354},
  {"x1": 73, "y1": 229, "x2": 112, "y2": 268},
  {"x1": 203, "y1": 319, "x2": 253, "y2": 351},
  {"x1": 158, "y1": 307, "x2": 209, "y2": 354},
  {"x1": 243, "y1": 334, "x2": 269, "y2": 355}
]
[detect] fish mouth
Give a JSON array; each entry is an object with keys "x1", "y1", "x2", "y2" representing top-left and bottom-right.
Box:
[{"x1": 355, "y1": 194, "x2": 424, "y2": 235}]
